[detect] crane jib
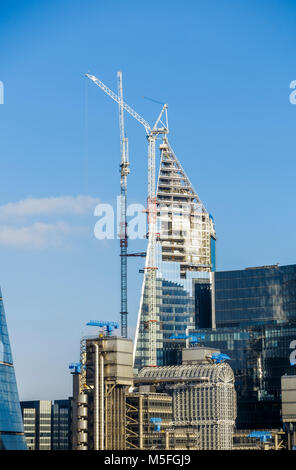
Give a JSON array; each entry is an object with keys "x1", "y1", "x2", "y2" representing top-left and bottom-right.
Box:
[{"x1": 85, "y1": 73, "x2": 151, "y2": 133}]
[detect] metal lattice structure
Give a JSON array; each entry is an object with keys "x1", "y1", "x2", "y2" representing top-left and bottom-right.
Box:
[
  {"x1": 125, "y1": 392, "x2": 199, "y2": 450},
  {"x1": 136, "y1": 362, "x2": 236, "y2": 450},
  {"x1": 117, "y1": 71, "x2": 130, "y2": 338}
]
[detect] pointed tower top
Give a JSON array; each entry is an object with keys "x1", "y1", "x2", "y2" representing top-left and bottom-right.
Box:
[{"x1": 157, "y1": 138, "x2": 208, "y2": 212}]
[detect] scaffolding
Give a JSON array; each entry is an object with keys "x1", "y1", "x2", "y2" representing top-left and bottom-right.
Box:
[
  {"x1": 157, "y1": 139, "x2": 216, "y2": 276},
  {"x1": 125, "y1": 391, "x2": 199, "y2": 450}
]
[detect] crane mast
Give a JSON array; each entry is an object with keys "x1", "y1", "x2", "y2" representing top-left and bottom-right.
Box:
[
  {"x1": 86, "y1": 72, "x2": 168, "y2": 366},
  {"x1": 117, "y1": 71, "x2": 130, "y2": 338}
]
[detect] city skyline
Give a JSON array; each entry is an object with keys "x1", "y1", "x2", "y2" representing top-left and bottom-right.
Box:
[{"x1": 0, "y1": 0, "x2": 295, "y2": 401}]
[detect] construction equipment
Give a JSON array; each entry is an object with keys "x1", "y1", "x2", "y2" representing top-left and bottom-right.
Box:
[
  {"x1": 211, "y1": 353, "x2": 231, "y2": 364},
  {"x1": 69, "y1": 362, "x2": 83, "y2": 374},
  {"x1": 169, "y1": 333, "x2": 205, "y2": 341},
  {"x1": 248, "y1": 431, "x2": 272, "y2": 442},
  {"x1": 248, "y1": 431, "x2": 273, "y2": 450},
  {"x1": 190, "y1": 334, "x2": 206, "y2": 345},
  {"x1": 117, "y1": 71, "x2": 130, "y2": 339},
  {"x1": 169, "y1": 333, "x2": 206, "y2": 350},
  {"x1": 86, "y1": 320, "x2": 119, "y2": 336},
  {"x1": 86, "y1": 72, "x2": 169, "y2": 366},
  {"x1": 150, "y1": 417, "x2": 162, "y2": 432}
]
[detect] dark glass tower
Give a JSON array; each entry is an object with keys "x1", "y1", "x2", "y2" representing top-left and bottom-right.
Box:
[
  {"x1": 195, "y1": 323, "x2": 296, "y2": 429},
  {"x1": 194, "y1": 264, "x2": 296, "y2": 430},
  {"x1": 214, "y1": 264, "x2": 296, "y2": 328},
  {"x1": 0, "y1": 288, "x2": 27, "y2": 450}
]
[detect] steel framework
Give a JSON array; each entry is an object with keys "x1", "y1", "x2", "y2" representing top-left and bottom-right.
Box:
[
  {"x1": 117, "y1": 71, "x2": 130, "y2": 338},
  {"x1": 136, "y1": 362, "x2": 236, "y2": 450}
]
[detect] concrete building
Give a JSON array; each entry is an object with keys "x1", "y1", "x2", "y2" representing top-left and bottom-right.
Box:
[
  {"x1": 21, "y1": 400, "x2": 52, "y2": 450},
  {"x1": 71, "y1": 324, "x2": 237, "y2": 450},
  {"x1": 71, "y1": 334, "x2": 133, "y2": 450},
  {"x1": 20, "y1": 399, "x2": 72, "y2": 450},
  {"x1": 135, "y1": 347, "x2": 236, "y2": 450}
]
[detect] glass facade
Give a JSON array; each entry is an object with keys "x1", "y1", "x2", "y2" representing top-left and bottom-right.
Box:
[
  {"x1": 52, "y1": 399, "x2": 71, "y2": 450},
  {"x1": 194, "y1": 265, "x2": 296, "y2": 429},
  {"x1": 215, "y1": 264, "x2": 296, "y2": 328},
  {"x1": 195, "y1": 323, "x2": 296, "y2": 429},
  {"x1": 195, "y1": 279, "x2": 212, "y2": 329},
  {"x1": 134, "y1": 139, "x2": 216, "y2": 371},
  {"x1": 0, "y1": 288, "x2": 27, "y2": 450}
]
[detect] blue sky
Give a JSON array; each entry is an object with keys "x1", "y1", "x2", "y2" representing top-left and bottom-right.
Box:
[{"x1": 0, "y1": 0, "x2": 295, "y2": 400}]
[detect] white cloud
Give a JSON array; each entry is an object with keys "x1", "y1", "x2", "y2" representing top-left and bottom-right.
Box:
[
  {"x1": 0, "y1": 195, "x2": 100, "y2": 219},
  {"x1": 0, "y1": 222, "x2": 73, "y2": 249},
  {"x1": 0, "y1": 195, "x2": 99, "y2": 249}
]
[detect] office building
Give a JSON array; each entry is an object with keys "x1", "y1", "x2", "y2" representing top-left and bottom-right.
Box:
[
  {"x1": 126, "y1": 391, "x2": 199, "y2": 449},
  {"x1": 20, "y1": 399, "x2": 72, "y2": 450},
  {"x1": 134, "y1": 140, "x2": 216, "y2": 371},
  {"x1": 21, "y1": 400, "x2": 52, "y2": 450},
  {"x1": 52, "y1": 399, "x2": 72, "y2": 450},
  {"x1": 72, "y1": 328, "x2": 202, "y2": 450},
  {"x1": 214, "y1": 264, "x2": 296, "y2": 328},
  {"x1": 0, "y1": 288, "x2": 27, "y2": 450},
  {"x1": 135, "y1": 347, "x2": 237, "y2": 450},
  {"x1": 196, "y1": 323, "x2": 296, "y2": 429},
  {"x1": 71, "y1": 334, "x2": 133, "y2": 450},
  {"x1": 187, "y1": 264, "x2": 296, "y2": 430}
]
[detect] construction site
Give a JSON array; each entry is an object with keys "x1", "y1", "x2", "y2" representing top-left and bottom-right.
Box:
[
  {"x1": 66, "y1": 71, "x2": 295, "y2": 452},
  {"x1": 70, "y1": 321, "x2": 236, "y2": 450},
  {"x1": 66, "y1": 71, "x2": 235, "y2": 451},
  {"x1": 85, "y1": 71, "x2": 217, "y2": 372}
]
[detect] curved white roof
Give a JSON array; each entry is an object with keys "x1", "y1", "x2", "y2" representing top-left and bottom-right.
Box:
[{"x1": 138, "y1": 362, "x2": 234, "y2": 384}]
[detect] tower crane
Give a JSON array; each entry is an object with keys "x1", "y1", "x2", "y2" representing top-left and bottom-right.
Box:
[
  {"x1": 86, "y1": 72, "x2": 169, "y2": 366},
  {"x1": 117, "y1": 71, "x2": 129, "y2": 339},
  {"x1": 86, "y1": 320, "x2": 119, "y2": 336}
]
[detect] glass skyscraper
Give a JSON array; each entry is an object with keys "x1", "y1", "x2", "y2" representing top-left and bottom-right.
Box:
[
  {"x1": 214, "y1": 264, "x2": 296, "y2": 328},
  {"x1": 0, "y1": 288, "x2": 27, "y2": 450},
  {"x1": 52, "y1": 399, "x2": 72, "y2": 450},
  {"x1": 134, "y1": 139, "x2": 216, "y2": 371},
  {"x1": 195, "y1": 264, "x2": 296, "y2": 429},
  {"x1": 195, "y1": 323, "x2": 296, "y2": 429}
]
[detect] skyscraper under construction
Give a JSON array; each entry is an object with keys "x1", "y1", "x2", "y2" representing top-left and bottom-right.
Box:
[{"x1": 134, "y1": 138, "x2": 216, "y2": 371}]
